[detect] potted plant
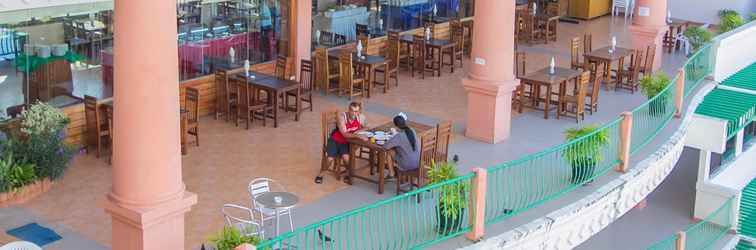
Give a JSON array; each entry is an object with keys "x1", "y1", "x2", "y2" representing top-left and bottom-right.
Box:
[
  {"x1": 640, "y1": 73, "x2": 672, "y2": 117},
  {"x1": 718, "y1": 9, "x2": 744, "y2": 33},
  {"x1": 563, "y1": 125, "x2": 609, "y2": 184},
  {"x1": 210, "y1": 226, "x2": 261, "y2": 250},
  {"x1": 427, "y1": 161, "x2": 468, "y2": 234},
  {"x1": 683, "y1": 26, "x2": 712, "y2": 53},
  {"x1": 0, "y1": 152, "x2": 37, "y2": 200}
]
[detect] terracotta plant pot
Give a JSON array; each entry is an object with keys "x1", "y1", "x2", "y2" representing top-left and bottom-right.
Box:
[{"x1": 0, "y1": 178, "x2": 54, "y2": 208}]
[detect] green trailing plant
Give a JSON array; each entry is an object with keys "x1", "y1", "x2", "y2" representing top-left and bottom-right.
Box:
[
  {"x1": 563, "y1": 125, "x2": 610, "y2": 184},
  {"x1": 19, "y1": 102, "x2": 69, "y2": 137},
  {"x1": 0, "y1": 152, "x2": 37, "y2": 193},
  {"x1": 7, "y1": 134, "x2": 75, "y2": 180},
  {"x1": 210, "y1": 226, "x2": 261, "y2": 250},
  {"x1": 718, "y1": 10, "x2": 744, "y2": 33},
  {"x1": 683, "y1": 26, "x2": 713, "y2": 52},
  {"x1": 640, "y1": 72, "x2": 671, "y2": 99},
  {"x1": 427, "y1": 161, "x2": 468, "y2": 233}
]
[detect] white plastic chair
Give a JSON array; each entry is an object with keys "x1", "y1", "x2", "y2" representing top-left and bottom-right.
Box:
[
  {"x1": 0, "y1": 241, "x2": 43, "y2": 250},
  {"x1": 612, "y1": 0, "x2": 634, "y2": 20},
  {"x1": 248, "y1": 178, "x2": 294, "y2": 235},
  {"x1": 222, "y1": 204, "x2": 264, "y2": 239}
]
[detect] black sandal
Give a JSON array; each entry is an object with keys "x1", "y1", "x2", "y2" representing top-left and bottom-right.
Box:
[{"x1": 314, "y1": 176, "x2": 323, "y2": 184}]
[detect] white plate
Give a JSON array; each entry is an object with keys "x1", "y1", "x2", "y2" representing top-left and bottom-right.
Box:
[
  {"x1": 376, "y1": 140, "x2": 386, "y2": 145},
  {"x1": 357, "y1": 131, "x2": 374, "y2": 137},
  {"x1": 374, "y1": 134, "x2": 390, "y2": 141},
  {"x1": 374, "y1": 131, "x2": 386, "y2": 136}
]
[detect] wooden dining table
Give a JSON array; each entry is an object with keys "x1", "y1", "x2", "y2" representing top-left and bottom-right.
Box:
[
  {"x1": 100, "y1": 100, "x2": 191, "y2": 155},
  {"x1": 519, "y1": 67, "x2": 583, "y2": 119},
  {"x1": 584, "y1": 46, "x2": 633, "y2": 90},
  {"x1": 399, "y1": 34, "x2": 457, "y2": 74},
  {"x1": 345, "y1": 120, "x2": 433, "y2": 194},
  {"x1": 329, "y1": 49, "x2": 388, "y2": 97},
  {"x1": 229, "y1": 71, "x2": 301, "y2": 128}
]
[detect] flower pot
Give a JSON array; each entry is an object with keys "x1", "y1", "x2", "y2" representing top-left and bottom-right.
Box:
[
  {"x1": 570, "y1": 157, "x2": 597, "y2": 184},
  {"x1": 436, "y1": 205, "x2": 465, "y2": 235}
]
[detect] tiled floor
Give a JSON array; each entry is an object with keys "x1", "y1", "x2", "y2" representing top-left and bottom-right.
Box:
[{"x1": 1, "y1": 15, "x2": 695, "y2": 249}]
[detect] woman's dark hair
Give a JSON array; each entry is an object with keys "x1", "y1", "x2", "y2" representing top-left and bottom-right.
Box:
[{"x1": 393, "y1": 116, "x2": 417, "y2": 151}]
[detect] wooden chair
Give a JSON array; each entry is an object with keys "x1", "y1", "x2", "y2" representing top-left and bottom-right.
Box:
[
  {"x1": 522, "y1": 12, "x2": 545, "y2": 44},
  {"x1": 321, "y1": 110, "x2": 346, "y2": 180},
  {"x1": 585, "y1": 66, "x2": 601, "y2": 114},
  {"x1": 185, "y1": 87, "x2": 200, "y2": 146},
  {"x1": 235, "y1": 80, "x2": 271, "y2": 129},
  {"x1": 275, "y1": 55, "x2": 287, "y2": 80},
  {"x1": 396, "y1": 128, "x2": 437, "y2": 195},
  {"x1": 374, "y1": 39, "x2": 400, "y2": 92},
  {"x1": 357, "y1": 35, "x2": 370, "y2": 55},
  {"x1": 640, "y1": 44, "x2": 655, "y2": 76},
  {"x1": 443, "y1": 24, "x2": 465, "y2": 72},
  {"x1": 410, "y1": 34, "x2": 440, "y2": 79},
  {"x1": 103, "y1": 104, "x2": 114, "y2": 164},
  {"x1": 583, "y1": 33, "x2": 593, "y2": 53},
  {"x1": 513, "y1": 52, "x2": 529, "y2": 113},
  {"x1": 542, "y1": 7, "x2": 560, "y2": 42},
  {"x1": 435, "y1": 121, "x2": 452, "y2": 163},
  {"x1": 315, "y1": 48, "x2": 340, "y2": 94},
  {"x1": 84, "y1": 95, "x2": 109, "y2": 159},
  {"x1": 214, "y1": 70, "x2": 236, "y2": 122},
  {"x1": 616, "y1": 49, "x2": 644, "y2": 93},
  {"x1": 570, "y1": 37, "x2": 582, "y2": 70},
  {"x1": 355, "y1": 23, "x2": 369, "y2": 38},
  {"x1": 558, "y1": 71, "x2": 590, "y2": 122},
  {"x1": 338, "y1": 52, "x2": 366, "y2": 99},
  {"x1": 286, "y1": 59, "x2": 314, "y2": 112},
  {"x1": 663, "y1": 27, "x2": 676, "y2": 53},
  {"x1": 319, "y1": 30, "x2": 335, "y2": 46}
]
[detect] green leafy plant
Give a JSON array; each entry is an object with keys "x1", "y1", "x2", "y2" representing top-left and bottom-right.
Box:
[
  {"x1": 19, "y1": 102, "x2": 69, "y2": 137},
  {"x1": 563, "y1": 125, "x2": 609, "y2": 184},
  {"x1": 683, "y1": 26, "x2": 713, "y2": 52},
  {"x1": 640, "y1": 72, "x2": 671, "y2": 99},
  {"x1": 749, "y1": 13, "x2": 756, "y2": 22},
  {"x1": 7, "y1": 133, "x2": 75, "y2": 180},
  {"x1": 718, "y1": 10, "x2": 744, "y2": 33},
  {"x1": 0, "y1": 152, "x2": 37, "y2": 193},
  {"x1": 210, "y1": 226, "x2": 261, "y2": 250},
  {"x1": 427, "y1": 161, "x2": 468, "y2": 232}
]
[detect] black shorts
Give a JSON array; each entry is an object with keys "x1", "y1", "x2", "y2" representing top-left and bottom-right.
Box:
[{"x1": 326, "y1": 139, "x2": 350, "y2": 157}]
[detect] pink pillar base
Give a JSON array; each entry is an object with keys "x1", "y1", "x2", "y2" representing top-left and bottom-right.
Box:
[
  {"x1": 463, "y1": 77, "x2": 519, "y2": 144},
  {"x1": 103, "y1": 192, "x2": 197, "y2": 250},
  {"x1": 629, "y1": 25, "x2": 667, "y2": 72}
]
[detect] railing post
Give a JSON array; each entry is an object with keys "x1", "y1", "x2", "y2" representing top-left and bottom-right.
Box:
[
  {"x1": 235, "y1": 243, "x2": 256, "y2": 250},
  {"x1": 466, "y1": 168, "x2": 488, "y2": 242},
  {"x1": 618, "y1": 112, "x2": 633, "y2": 173},
  {"x1": 675, "y1": 68, "x2": 686, "y2": 118},
  {"x1": 675, "y1": 231, "x2": 686, "y2": 250}
]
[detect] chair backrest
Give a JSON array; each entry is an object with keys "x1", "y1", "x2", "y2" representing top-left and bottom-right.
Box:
[
  {"x1": 589, "y1": 68, "x2": 601, "y2": 102},
  {"x1": 515, "y1": 52, "x2": 526, "y2": 77},
  {"x1": 185, "y1": 87, "x2": 199, "y2": 121},
  {"x1": 299, "y1": 59, "x2": 314, "y2": 92},
  {"x1": 387, "y1": 30, "x2": 400, "y2": 43},
  {"x1": 358, "y1": 35, "x2": 370, "y2": 53},
  {"x1": 412, "y1": 34, "x2": 426, "y2": 67},
  {"x1": 630, "y1": 49, "x2": 645, "y2": 82},
  {"x1": 420, "y1": 128, "x2": 438, "y2": 170},
  {"x1": 103, "y1": 104, "x2": 114, "y2": 134},
  {"x1": 643, "y1": 44, "x2": 655, "y2": 74},
  {"x1": 275, "y1": 55, "x2": 287, "y2": 79},
  {"x1": 338, "y1": 51, "x2": 354, "y2": 90},
  {"x1": 84, "y1": 95, "x2": 100, "y2": 145},
  {"x1": 248, "y1": 178, "x2": 285, "y2": 199},
  {"x1": 576, "y1": 71, "x2": 590, "y2": 108},
  {"x1": 214, "y1": 70, "x2": 229, "y2": 100},
  {"x1": 452, "y1": 23, "x2": 465, "y2": 51},
  {"x1": 314, "y1": 48, "x2": 328, "y2": 89},
  {"x1": 583, "y1": 33, "x2": 593, "y2": 54},
  {"x1": 320, "y1": 30, "x2": 334, "y2": 45},
  {"x1": 334, "y1": 33, "x2": 347, "y2": 45},
  {"x1": 322, "y1": 110, "x2": 339, "y2": 147},
  {"x1": 0, "y1": 241, "x2": 42, "y2": 250},
  {"x1": 221, "y1": 204, "x2": 263, "y2": 237},
  {"x1": 570, "y1": 37, "x2": 581, "y2": 66},
  {"x1": 235, "y1": 80, "x2": 251, "y2": 112},
  {"x1": 435, "y1": 121, "x2": 452, "y2": 162},
  {"x1": 387, "y1": 38, "x2": 400, "y2": 71},
  {"x1": 546, "y1": 2, "x2": 560, "y2": 16}
]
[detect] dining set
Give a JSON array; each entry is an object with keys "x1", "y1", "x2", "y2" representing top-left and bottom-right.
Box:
[
  {"x1": 214, "y1": 56, "x2": 314, "y2": 129},
  {"x1": 222, "y1": 178, "x2": 300, "y2": 240},
  {"x1": 313, "y1": 18, "x2": 470, "y2": 100},
  {"x1": 514, "y1": 33, "x2": 656, "y2": 122},
  {"x1": 515, "y1": 1, "x2": 561, "y2": 45},
  {"x1": 319, "y1": 110, "x2": 453, "y2": 194}
]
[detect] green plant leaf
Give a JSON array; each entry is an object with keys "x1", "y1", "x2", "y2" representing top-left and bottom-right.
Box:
[
  {"x1": 210, "y1": 226, "x2": 261, "y2": 250},
  {"x1": 640, "y1": 72, "x2": 671, "y2": 99}
]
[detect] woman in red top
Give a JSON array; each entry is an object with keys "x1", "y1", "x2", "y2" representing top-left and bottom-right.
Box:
[{"x1": 315, "y1": 102, "x2": 368, "y2": 184}]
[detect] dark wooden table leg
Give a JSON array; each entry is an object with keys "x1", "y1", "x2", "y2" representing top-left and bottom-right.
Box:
[
  {"x1": 295, "y1": 87, "x2": 301, "y2": 121},
  {"x1": 378, "y1": 150, "x2": 385, "y2": 194},
  {"x1": 544, "y1": 85, "x2": 551, "y2": 119},
  {"x1": 273, "y1": 90, "x2": 279, "y2": 128}
]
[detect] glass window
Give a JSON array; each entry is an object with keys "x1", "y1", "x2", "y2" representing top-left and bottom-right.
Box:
[{"x1": 177, "y1": 0, "x2": 291, "y2": 80}]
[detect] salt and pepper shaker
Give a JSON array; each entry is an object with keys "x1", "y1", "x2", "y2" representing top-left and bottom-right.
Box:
[
  {"x1": 356, "y1": 40, "x2": 363, "y2": 58},
  {"x1": 433, "y1": 4, "x2": 438, "y2": 17},
  {"x1": 378, "y1": 18, "x2": 383, "y2": 30},
  {"x1": 425, "y1": 27, "x2": 431, "y2": 41},
  {"x1": 667, "y1": 10, "x2": 672, "y2": 23},
  {"x1": 315, "y1": 30, "x2": 321, "y2": 45},
  {"x1": 532, "y1": 2, "x2": 537, "y2": 15},
  {"x1": 549, "y1": 57, "x2": 555, "y2": 75}
]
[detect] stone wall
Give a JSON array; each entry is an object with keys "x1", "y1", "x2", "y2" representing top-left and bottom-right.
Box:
[{"x1": 460, "y1": 83, "x2": 716, "y2": 250}]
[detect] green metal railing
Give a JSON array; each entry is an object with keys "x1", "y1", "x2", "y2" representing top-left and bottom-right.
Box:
[
  {"x1": 739, "y1": 178, "x2": 756, "y2": 239},
  {"x1": 257, "y1": 174, "x2": 475, "y2": 250},
  {"x1": 647, "y1": 234, "x2": 678, "y2": 250},
  {"x1": 685, "y1": 198, "x2": 734, "y2": 250},
  {"x1": 484, "y1": 119, "x2": 622, "y2": 224},
  {"x1": 683, "y1": 44, "x2": 714, "y2": 98},
  {"x1": 630, "y1": 79, "x2": 678, "y2": 155}
]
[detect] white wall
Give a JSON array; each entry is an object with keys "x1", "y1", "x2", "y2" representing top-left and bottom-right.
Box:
[
  {"x1": 713, "y1": 20, "x2": 756, "y2": 82},
  {"x1": 0, "y1": 0, "x2": 111, "y2": 12},
  {"x1": 668, "y1": 0, "x2": 755, "y2": 25}
]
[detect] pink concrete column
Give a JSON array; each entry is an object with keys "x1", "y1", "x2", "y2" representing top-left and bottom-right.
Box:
[
  {"x1": 466, "y1": 168, "x2": 488, "y2": 241},
  {"x1": 103, "y1": 0, "x2": 197, "y2": 249},
  {"x1": 675, "y1": 231, "x2": 687, "y2": 250},
  {"x1": 293, "y1": 0, "x2": 312, "y2": 77},
  {"x1": 674, "y1": 69, "x2": 685, "y2": 118},
  {"x1": 629, "y1": 0, "x2": 668, "y2": 71},
  {"x1": 618, "y1": 112, "x2": 633, "y2": 173},
  {"x1": 462, "y1": 0, "x2": 519, "y2": 144}
]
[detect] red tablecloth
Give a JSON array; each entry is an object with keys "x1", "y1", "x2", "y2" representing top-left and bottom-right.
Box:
[{"x1": 178, "y1": 32, "x2": 263, "y2": 71}]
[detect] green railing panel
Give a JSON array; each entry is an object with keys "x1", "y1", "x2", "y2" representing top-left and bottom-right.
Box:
[
  {"x1": 256, "y1": 174, "x2": 475, "y2": 250},
  {"x1": 739, "y1": 178, "x2": 756, "y2": 239},
  {"x1": 646, "y1": 234, "x2": 678, "y2": 250},
  {"x1": 684, "y1": 43, "x2": 714, "y2": 98},
  {"x1": 630, "y1": 79, "x2": 678, "y2": 155},
  {"x1": 484, "y1": 119, "x2": 622, "y2": 224},
  {"x1": 735, "y1": 239, "x2": 756, "y2": 250},
  {"x1": 685, "y1": 198, "x2": 734, "y2": 250}
]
